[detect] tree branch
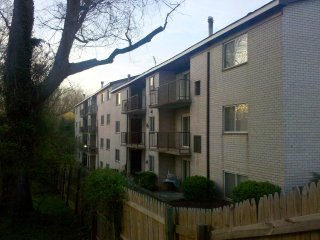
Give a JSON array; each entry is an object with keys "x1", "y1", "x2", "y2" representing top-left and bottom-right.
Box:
[
  {"x1": 0, "y1": 9, "x2": 10, "y2": 30},
  {"x1": 68, "y1": 2, "x2": 182, "y2": 76}
]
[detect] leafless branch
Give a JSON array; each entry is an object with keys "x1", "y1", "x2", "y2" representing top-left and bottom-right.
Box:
[{"x1": 0, "y1": 10, "x2": 10, "y2": 29}]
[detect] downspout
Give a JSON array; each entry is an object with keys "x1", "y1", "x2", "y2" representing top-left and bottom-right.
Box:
[{"x1": 206, "y1": 52, "x2": 211, "y2": 181}]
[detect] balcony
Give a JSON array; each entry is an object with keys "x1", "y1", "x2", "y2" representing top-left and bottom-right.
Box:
[
  {"x1": 88, "y1": 125, "x2": 97, "y2": 134},
  {"x1": 83, "y1": 144, "x2": 97, "y2": 154},
  {"x1": 150, "y1": 79, "x2": 191, "y2": 108},
  {"x1": 149, "y1": 132, "x2": 191, "y2": 155},
  {"x1": 122, "y1": 95, "x2": 146, "y2": 114},
  {"x1": 88, "y1": 104, "x2": 98, "y2": 115},
  {"x1": 80, "y1": 126, "x2": 88, "y2": 133},
  {"x1": 80, "y1": 109, "x2": 87, "y2": 117},
  {"x1": 121, "y1": 132, "x2": 145, "y2": 149}
]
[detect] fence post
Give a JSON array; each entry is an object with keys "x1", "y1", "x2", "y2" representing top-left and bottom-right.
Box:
[
  {"x1": 197, "y1": 224, "x2": 210, "y2": 240},
  {"x1": 165, "y1": 206, "x2": 174, "y2": 240}
]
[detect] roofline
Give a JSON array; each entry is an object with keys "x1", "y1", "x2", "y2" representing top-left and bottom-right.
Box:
[
  {"x1": 74, "y1": 77, "x2": 131, "y2": 107},
  {"x1": 111, "y1": 0, "x2": 283, "y2": 93}
]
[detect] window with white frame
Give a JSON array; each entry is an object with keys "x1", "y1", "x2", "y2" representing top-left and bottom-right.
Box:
[
  {"x1": 149, "y1": 76, "x2": 154, "y2": 90},
  {"x1": 101, "y1": 115, "x2": 104, "y2": 125},
  {"x1": 106, "y1": 138, "x2": 110, "y2": 150},
  {"x1": 115, "y1": 121, "x2": 120, "y2": 133},
  {"x1": 182, "y1": 160, "x2": 190, "y2": 180},
  {"x1": 115, "y1": 149, "x2": 120, "y2": 162},
  {"x1": 149, "y1": 155, "x2": 154, "y2": 172},
  {"x1": 223, "y1": 34, "x2": 248, "y2": 69},
  {"x1": 224, "y1": 171, "x2": 248, "y2": 199},
  {"x1": 149, "y1": 116, "x2": 155, "y2": 132},
  {"x1": 101, "y1": 92, "x2": 104, "y2": 103},
  {"x1": 224, "y1": 103, "x2": 248, "y2": 132},
  {"x1": 116, "y1": 92, "x2": 121, "y2": 106}
]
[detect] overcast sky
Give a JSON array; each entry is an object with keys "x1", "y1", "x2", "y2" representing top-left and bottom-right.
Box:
[{"x1": 61, "y1": 0, "x2": 272, "y2": 94}]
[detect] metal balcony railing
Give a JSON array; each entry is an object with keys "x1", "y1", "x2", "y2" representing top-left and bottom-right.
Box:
[
  {"x1": 88, "y1": 104, "x2": 98, "y2": 115},
  {"x1": 83, "y1": 144, "x2": 97, "y2": 154},
  {"x1": 88, "y1": 125, "x2": 97, "y2": 134},
  {"x1": 149, "y1": 132, "x2": 190, "y2": 154},
  {"x1": 121, "y1": 132, "x2": 145, "y2": 148},
  {"x1": 150, "y1": 79, "x2": 190, "y2": 108},
  {"x1": 122, "y1": 94, "x2": 146, "y2": 114},
  {"x1": 80, "y1": 126, "x2": 88, "y2": 133}
]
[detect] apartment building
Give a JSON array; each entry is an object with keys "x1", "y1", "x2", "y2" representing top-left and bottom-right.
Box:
[{"x1": 75, "y1": 0, "x2": 320, "y2": 197}]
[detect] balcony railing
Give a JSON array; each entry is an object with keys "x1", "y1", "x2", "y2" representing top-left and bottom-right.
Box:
[
  {"x1": 122, "y1": 94, "x2": 146, "y2": 114},
  {"x1": 121, "y1": 132, "x2": 145, "y2": 148},
  {"x1": 149, "y1": 132, "x2": 190, "y2": 155},
  {"x1": 88, "y1": 104, "x2": 98, "y2": 115},
  {"x1": 80, "y1": 126, "x2": 88, "y2": 133},
  {"x1": 88, "y1": 125, "x2": 97, "y2": 134},
  {"x1": 83, "y1": 144, "x2": 97, "y2": 154},
  {"x1": 80, "y1": 109, "x2": 87, "y2": 117},
  {"x1": 150, "y1": 79, "x2": 190, "y2": 108}
]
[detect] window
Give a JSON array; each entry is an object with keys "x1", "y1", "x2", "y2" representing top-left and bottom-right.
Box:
[
  {"x1": 115, "y1": 121, "x2": 120, "y2": 133},
  {"x1": 149, "y1": 76, "x2": 154, "y2": 90},
  {"x1": 106, "y1": 138, "x2": 110, "y2": 150},
  {"x1": 116, "y1": 92, "x2": 121, "y2": 106},
  {"x1": 101, "y1": 115, "x2": 104, "y2": 125},
  {"x1": 195, "y1": 81, "x2": 201, "y2": 96},
  {"x1": 149, "y1": 155, "x2": 154, "y2": 172},
  {"x1": 100, "y1": 161, "x2": 103, "y2": 168},
  {"x1": 224, "y1": 104, "x2": 248, "y2": 132},
  {"x1": 182, "y1": 160, "x2": 190, "y2": 180},
  {"x1": 106, "y1": 90, "x2": 110, "y2": 100},
  {"x1": 224, "y1": 172, "x2": 248, "y2": 198},
  {"x1": 115, "y1": 149, "x2": 120, "y2": 162},
  {"x1": 149, "y1": 116, "x2": 155, "y2": 132},
  {"x1": 193, "y1": 135, "x2": 201, "y2": 153},
  {"x1": 106, "y1": 114, "x2": 110, "y2": 125},
  {"x1": 100, "y1": 138, "x2": 104, "y2": 149},
  {"x1": 101, "y1": 93, "x2": 104, "y2": 103},
  {"x1": 223, "y1": 34, "x2": 248, "y2": 69}
]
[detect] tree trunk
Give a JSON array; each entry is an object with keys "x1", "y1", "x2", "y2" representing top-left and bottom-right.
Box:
[{"x1": 1, "y1": 0, "x2": 35, "y2": 216}]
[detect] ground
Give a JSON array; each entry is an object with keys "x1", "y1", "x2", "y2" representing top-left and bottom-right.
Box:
[{"x1": 0, "y1": 194, "x2": 86, "y2": 240}]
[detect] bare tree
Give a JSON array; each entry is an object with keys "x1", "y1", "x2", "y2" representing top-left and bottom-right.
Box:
[{"x1": 0, "y1": 0, "x2": 182, "y2": 215}]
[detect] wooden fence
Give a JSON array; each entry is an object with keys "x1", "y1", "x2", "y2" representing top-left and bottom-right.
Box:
[
  {"x1": 55, "y1": 166, "x2": 320, "y2": 240},
  {"x1": 119, "y1": 182, "x2": 320, "y2": 240}
]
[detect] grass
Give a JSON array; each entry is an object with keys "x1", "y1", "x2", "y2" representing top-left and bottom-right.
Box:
[{"x1": 0, "y1": 193, "x2": 85, "y2": 240}]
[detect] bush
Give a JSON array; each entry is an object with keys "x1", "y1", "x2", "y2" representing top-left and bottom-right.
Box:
[
  {"x1": 134, "y1": 171, "x2": 157, "y2": 191},
  {"x1": 82, "y1": 168, "x2": 127, "y2": 214},
  {"x1": 232, "y1": 180, "x2": 281, "y2": 203},
  {"x1": 182, "y1": 175, "x2": 215, "y2": 201}
]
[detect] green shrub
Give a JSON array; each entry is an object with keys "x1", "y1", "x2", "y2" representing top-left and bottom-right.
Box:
[
  {"x1": 134, "y1": 171, "x2": 157, "y2": 191},
  {"x1": 232, "y1": 180, "x2": 281, "y2": 203},
  {"x1": 82, "y1": 168, "x2": 127, "y2": 214},
  {"x1": 182, "y1": 175, "x2": 215, "y2": 200}
]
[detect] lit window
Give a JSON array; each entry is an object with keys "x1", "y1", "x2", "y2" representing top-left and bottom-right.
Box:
[
  {"x1": 116, "y1": 92, "x2": 121, "y2": 106},
  {"x1": 223, "y1": 34, "x2": 248, "y2": 69},
  {"x1": 149, "y1": 76, "x2": 154, "y2": 90},
  {"x1": 224, "y1": 104, "x2": 248, "y2": 132}
]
